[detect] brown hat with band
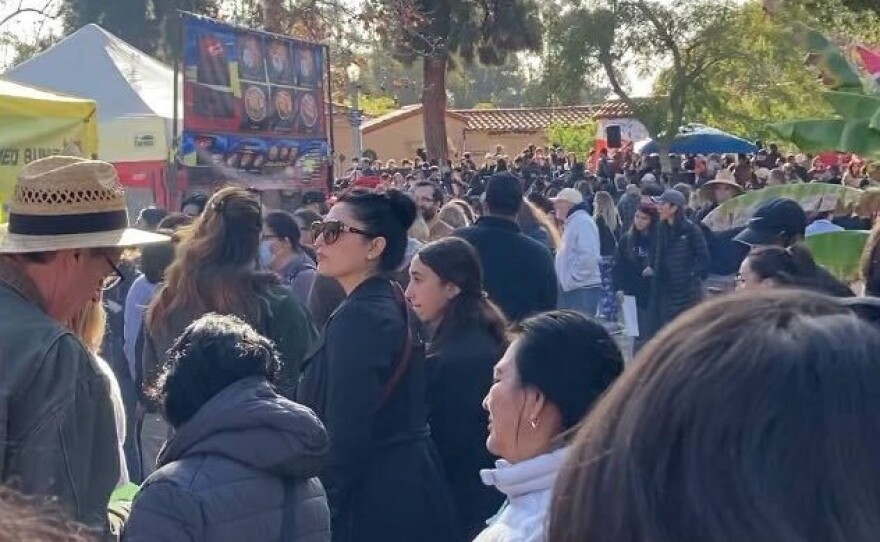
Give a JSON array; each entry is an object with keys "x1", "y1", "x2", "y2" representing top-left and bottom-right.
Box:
[
  {"x1": 0, "y1": 156, "x2": 169, "y2": 253},
  {"x1": 699, "y1": 170, "x2": 744, "y2": 197}
]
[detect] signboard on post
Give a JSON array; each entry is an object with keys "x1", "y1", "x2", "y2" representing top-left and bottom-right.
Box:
[{"x1": 179, "y1": 13, "x2": 330, "y2": 191}]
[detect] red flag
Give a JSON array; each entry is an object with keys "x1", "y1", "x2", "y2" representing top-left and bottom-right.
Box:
[{"x1": 855, "y1": 44, "x2": 880, "y2": 78}]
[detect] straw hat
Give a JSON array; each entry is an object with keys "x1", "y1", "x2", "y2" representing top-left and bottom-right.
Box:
[
  {"x1": 700, "y1": 170, "x2": 744, "y2": 196},
  {"x1": 755, "y1": 167, "x2": 772, "y2": 181},
  {"x1": 0, "y1": 156, "x2": 169, "y2": 253}
]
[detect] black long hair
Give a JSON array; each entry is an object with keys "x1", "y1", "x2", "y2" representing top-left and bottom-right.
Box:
[
  {"x1": 339, "y1": 189, "x2": 417, "y2": 272},
  {"x1": 623, "y1": 203, "x2": 658, "y2": 255},
  {"x1": 265, "y1": 210, "x2": 304, "y2": 253},
  {"x1": 416, "y1": 237, "x2": 507, "y2": 353},
  {"x1": 156, "y1": 313, "x2": 280, "y2": 428}
]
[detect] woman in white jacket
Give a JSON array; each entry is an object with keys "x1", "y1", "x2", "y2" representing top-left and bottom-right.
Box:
[{"x1": 475, "y1": 310, "x2": 624, "y2": 542}]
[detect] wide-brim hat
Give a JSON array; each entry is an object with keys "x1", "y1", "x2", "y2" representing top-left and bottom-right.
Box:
[
  {"x1": 699, "y1": 170, "x2": 744, "y2": 197},
  {"x1": 0, "y1": 156, "x2": 169, "y2": 253}
]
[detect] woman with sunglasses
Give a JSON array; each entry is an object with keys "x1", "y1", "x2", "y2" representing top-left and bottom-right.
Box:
[{"x1": 297, "y1": 189, "x2": 460, "y2": 542}]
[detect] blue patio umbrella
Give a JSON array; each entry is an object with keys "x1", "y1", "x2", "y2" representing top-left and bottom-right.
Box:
[{"x1": 635, "y1": 124, "x2": 759, "y2": 155}]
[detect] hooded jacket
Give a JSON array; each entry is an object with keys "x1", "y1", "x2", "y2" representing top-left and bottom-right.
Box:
[{"x1": 123, "y1": 377, "x2": 331, "y2": 542}]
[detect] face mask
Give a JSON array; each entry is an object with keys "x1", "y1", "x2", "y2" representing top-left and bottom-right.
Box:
[{"x1": 259, "y1": 240, "x2": 274, "y2": 267}]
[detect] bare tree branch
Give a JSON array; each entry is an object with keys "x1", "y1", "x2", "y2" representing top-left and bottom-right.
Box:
[{"x1": 0, "y1": 0, "x2": 57, "y2": 29}]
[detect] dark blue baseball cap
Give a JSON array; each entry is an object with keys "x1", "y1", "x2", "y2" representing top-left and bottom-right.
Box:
[{"x1": 734, "y1": 197, "x2": 807, "y2": 246}]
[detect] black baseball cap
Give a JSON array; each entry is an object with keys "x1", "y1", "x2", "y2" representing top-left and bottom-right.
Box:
[{"x1": 734, "y1": 197, "x2": 807, "y2": 246}]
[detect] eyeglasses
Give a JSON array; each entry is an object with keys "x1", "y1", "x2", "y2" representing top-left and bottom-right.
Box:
[
  {"x1": 101, "y1": 256, "x2": 125, "y2": 291},
  {"x1": 311, "y1": 220, "x2": 374, "y2": 245}
]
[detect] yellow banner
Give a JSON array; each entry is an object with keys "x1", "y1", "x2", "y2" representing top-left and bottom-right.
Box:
[{"x1": 0, "y1": 80, "x2": 98, "y2": 222}]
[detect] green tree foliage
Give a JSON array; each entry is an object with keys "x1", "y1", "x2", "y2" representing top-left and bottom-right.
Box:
[
  {"x1": 546, "y1": 0, "x2": 741, "y2": 169},
  {"x1": 777, "y1": 0, "x2": 880, "y2": 41},
  {"x1": 658, "y1": 3, "x2": 832, "y2": 139},
  {"x1": 840, "y1": 0, "x2": 878, "y2": 12},
  {"x1": 363, "y1": 47, "x2": 554, "y2": 109},
  {"x1": 533, "y1": 5, "x2": 612, "y2": 107},
  {"x1": 60, "y1": 0, "x2": 220, "y2": 59},
  {"x1": 546, "y1": 121, "x2": 597, "y2": 155},
  {"x1": 368, "y1": 0, "x2": 543, "y2": 160},
  {"x1": 358, "y1": 94, "x2": 398, "y2": 117}
]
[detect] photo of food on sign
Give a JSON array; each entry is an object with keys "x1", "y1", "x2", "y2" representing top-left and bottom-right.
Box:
[
  {"x1": 296, "y1": 91, "x2": 320, "y2": 134},
  {"x1": 187, "y1": 133, "x2": 310, "y2": 170},
  {"x1": 295, "y1": 47, "x2": 318, "y2": 87},
  {"x1": 266, "y1": 40, "x2": 295, "y2": 85},
  {"x1": 241, "y1": 84, "x2": 272, "y2": 131},
  {"x1": 197, "y1": 33, "x2": 231, "y2": 86},
  {"x1": 272, "y1": 88, "x2": 295, "y2": 131},
  {"x1": 238, "y1": 35, "x2": 265, "y2": 81}
]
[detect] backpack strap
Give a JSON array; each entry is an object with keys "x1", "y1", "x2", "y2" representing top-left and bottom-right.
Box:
[{"x1": 375, "y1": 281, "x2": 414, "y2": 412}]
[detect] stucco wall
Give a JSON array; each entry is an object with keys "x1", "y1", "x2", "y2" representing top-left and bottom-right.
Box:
[{"x1": 361, "y1": 112, "x2": 467, "y2": 162}]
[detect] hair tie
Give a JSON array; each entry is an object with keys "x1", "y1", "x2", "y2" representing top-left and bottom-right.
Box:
[{"x1": 481, "y1": 291, "x2": 489, "y2": 300}]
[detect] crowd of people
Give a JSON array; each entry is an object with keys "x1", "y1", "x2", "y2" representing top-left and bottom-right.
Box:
[
  {"x1": 342, "y1": 141, "x2": 878, "y2": 197},
  {"x1": 3, "y1": 143, "x2": 880, "y2": 541}
]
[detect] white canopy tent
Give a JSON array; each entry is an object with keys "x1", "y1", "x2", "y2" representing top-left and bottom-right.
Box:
[{"x1": 5, "y1": 24, "x2": 181, "y2": 207}]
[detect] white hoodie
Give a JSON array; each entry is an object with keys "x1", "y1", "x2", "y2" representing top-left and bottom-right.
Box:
[{"x1": 472, "y1": 448, "x2": 568, "y2": 542}]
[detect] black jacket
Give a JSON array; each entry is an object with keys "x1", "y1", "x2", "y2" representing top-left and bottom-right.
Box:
[
  {"x1": 596, "y1": 216, "x2": 620, "y2": 257},
  {"x1": 427, "y1": 327, "x2": 505, "y2": 540},
  {"x1": 454, "y1": 217, "x2": 557, "y2": 322},
  {"x1": 297, "y1": 277, "x2": 459, "y2": 542},
  {"x1": 652, "y1": 216, "x2": 710, "y2": 325},
  {"x1": 696, "y1": 203, "x2": 749, "y2": 276},
  {"x1": 612, "y1": 230, "x2": 654, "y2": 308},
  {"x1": 123, "y1": 377, "x2": 331, "y2": 542}
]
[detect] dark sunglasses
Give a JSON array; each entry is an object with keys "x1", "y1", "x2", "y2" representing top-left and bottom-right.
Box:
[
  {"x1": 311, "y1": 220, "x2": 375, "y2": 245},
  {"x1": 101, "y1": 256, "x2": 125, "y2": 291}
]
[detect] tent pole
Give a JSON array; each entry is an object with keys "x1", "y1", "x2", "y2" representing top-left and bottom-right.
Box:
[
  {"x1": 325, "y1": 44, "x2": 335, "y2": 195},
  {"x1": 169, "y1": 10, "x2": 183, "y2": 211}
]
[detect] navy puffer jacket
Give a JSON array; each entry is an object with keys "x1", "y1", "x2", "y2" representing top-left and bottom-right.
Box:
[{"x1": 123, "y1": 376, "x2": 331, "y2": 542}]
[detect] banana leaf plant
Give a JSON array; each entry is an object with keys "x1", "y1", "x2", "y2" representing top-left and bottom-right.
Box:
[
  {"x1": 803, "y1": 230, "x2": 871, "y2": 282},
  {"x1": 701, "y1": 183, "x2": 865, "y2": 231},
  {"x1": 767, "y1": 25, "x2": 880, "y2": 156},
  {"x1": 768, "y1": 92, "x2": 880, "y2": 157},
  {"x1": 796, "y1": 24, "x2": 865, "y2": 93}
]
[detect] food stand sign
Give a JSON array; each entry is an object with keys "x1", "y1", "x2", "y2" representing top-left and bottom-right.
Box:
[{"x1": 180, "y1": 14, "x2": 330, "y2": 191}]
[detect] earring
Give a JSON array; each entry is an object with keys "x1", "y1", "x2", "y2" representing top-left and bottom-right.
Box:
[{"x1": 530, "y1": 418, "x2": 539, "y2": 429}]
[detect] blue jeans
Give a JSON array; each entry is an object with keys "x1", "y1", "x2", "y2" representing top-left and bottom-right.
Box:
[{"x1": 558, "y1": 285, "x2": 602, "y2": 318}]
